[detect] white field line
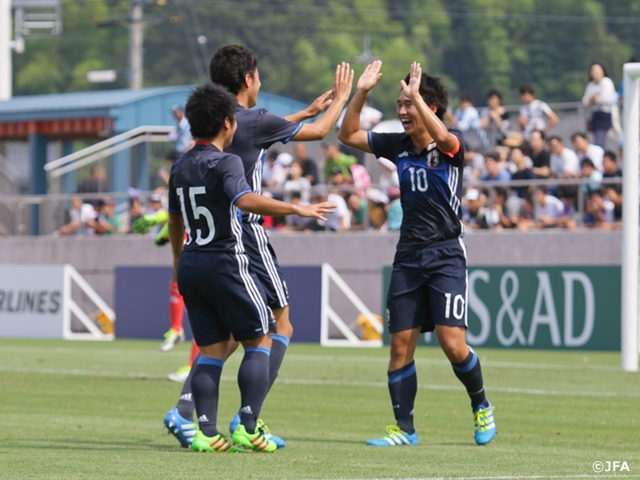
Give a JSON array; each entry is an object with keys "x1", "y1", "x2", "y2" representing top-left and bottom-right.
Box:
[
  {"x1": 0, "y1": 346, "x2": 623, "y2": 372},
  {"x1": 1, "y1": 365, "x2": 639, "y2": 398},
  {"x1": 306, "y1": 476, "x2": 640, "y2": 480}
]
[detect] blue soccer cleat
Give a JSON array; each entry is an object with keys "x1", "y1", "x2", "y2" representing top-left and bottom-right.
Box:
[
  {"x1": 229, "y1": 414, "x2": 286, "y2": 448},
  {"x1": 366, "y1": 425, "x2": 419, "y2": 446},
  {"x1": 163, "y1": 407, "x2": 197, "y2": 448},
  {"x1": 473, "y1": 401, "x2": 496, "y2": 445},
  {"x1": 229, "y1": 413, "x2": 241, "y2": 436}
]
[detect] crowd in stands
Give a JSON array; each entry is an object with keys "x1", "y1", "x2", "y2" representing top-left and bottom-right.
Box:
[{"x1": 58, "y1": 60, "x2": 632, "y2": 236}]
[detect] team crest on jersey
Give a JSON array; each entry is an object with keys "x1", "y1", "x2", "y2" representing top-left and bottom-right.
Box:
[{"x1": 427, "y1": 150, "x2": 440, "y2": 168}]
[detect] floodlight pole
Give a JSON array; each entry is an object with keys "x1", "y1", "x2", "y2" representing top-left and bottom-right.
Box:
[
  {"x1": 621, "y1": 62, "x2": 640, "y2": 372},
  {"x1": 0, "y1": 0, "x2": 12, "y2": 100}
]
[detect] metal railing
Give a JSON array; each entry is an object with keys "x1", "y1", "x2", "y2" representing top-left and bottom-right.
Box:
[{"x1": 0, "y1": 176, "x2": 627, "y2": 236}]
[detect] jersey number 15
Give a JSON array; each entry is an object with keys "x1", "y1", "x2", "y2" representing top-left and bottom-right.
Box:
[{"x1": 177, "y1": 187, "x2": 216, "y2": 245}]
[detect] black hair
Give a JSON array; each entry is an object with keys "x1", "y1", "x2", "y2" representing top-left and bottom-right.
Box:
[
  {"x1": 603, "y1": 150, "x2": 617, "y2": 162},
  {"x1": 185, "y1": 83, "x2": 237, "y2": 139},
  {"x1": 402, "y1": 72, "x2": 449, "y2": 120},
  {"x1": 548, "y1": 135, "x2": 563, "y2": 144},
  {"x1": 494, "y1": 186, "x2": 507, "y2": 199},
  {"x1": 531, "y1": 129, "x2": 546, "y2": 140},
  {"x1": 484, "y1": 151, "x2": 500, "y2": 162},
  {"x1": 571, "y1": 132, "x2": 588, "y2": 142},
  {"x1": 589, "y1": 62, "x2": 609, "y2": 80},
  {"x1": 486, "y1": 88, "x2": 502, "y2": 102},
  {"x1": 519, "y1": 83, "x2": 535, "y2": 95},
  {"x1": 209, "y1": 44, "x2": 258, "y2": 95},
  {"x1": 581, "y1": 157, "x2": 595, "y2": 169},
  {"x1": 460, "y1": 92, "x2": 474, "y2": 104}
]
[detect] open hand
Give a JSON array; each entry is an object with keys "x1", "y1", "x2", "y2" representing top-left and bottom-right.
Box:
[
  {"x1": 297, "y1": 201, "x2": 336, "y2": 221},
  {"x1": 306, "y1": 89, "x2": 334, "y2": 117},
  {"x1": 332, "y1": 62, "x2": 354, "y2": 102},
  {"x1": 356, "y1": 60, "x2": 382, "y2": 92},
  {"x1": 400, "y1": 61, "x2": 422, "y2": 99}
]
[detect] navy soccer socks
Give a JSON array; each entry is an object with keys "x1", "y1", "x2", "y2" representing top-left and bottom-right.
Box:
[
  {"x1": 388, "y1": 361, "x2": 417, "y2": 434},
  {"x1": 268, "y1": 334, "x2": 289, "y2": 391},
  {"x1": 238, "y1": 346, "x2": 271, "y2": 433},
  {"x1": 176, "y1": 354, "x2": 198, "y2": 421},
  {"x1": 451, "y1": 347, "x2": 487, "y2": 410},
  {"x1": 191, "y1": 356, "x2": 224, "y2": 437}
]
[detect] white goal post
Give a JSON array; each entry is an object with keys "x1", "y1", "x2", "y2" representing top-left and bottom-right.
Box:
[{"x1": 621, "y1": 62, "x2": 640, "y2": 372}]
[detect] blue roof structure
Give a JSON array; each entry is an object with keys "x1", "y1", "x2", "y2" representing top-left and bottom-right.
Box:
[{"x1": 0, "y1": 85, "x2": 309, "y2": 134}]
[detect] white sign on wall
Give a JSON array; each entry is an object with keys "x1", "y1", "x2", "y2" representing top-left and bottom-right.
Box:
[
  {"x1": 0, "y1": 265, "x2": 65, "y2": 338},
  {"x1": 0, "y1": 264, "x2": 114, "y2": 340}
]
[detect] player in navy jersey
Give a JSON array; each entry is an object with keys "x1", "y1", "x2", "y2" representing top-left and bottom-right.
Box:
[
  {"x1": 338, "y1": 61, "x2": 496, "y2": 446},
  {"x1": 205, "y1": 44, "x2": 353, "y2": 444},
  {"x1": 166, "y1": 83, "x2": 335, "y2": 453}
]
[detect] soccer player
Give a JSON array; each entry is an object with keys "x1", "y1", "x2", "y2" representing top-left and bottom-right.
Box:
[
  {"x1": 338, "y1": 61, "x2": 496, "y2": 446},
  {"x1": 164, "y1": 45, "x2": 352, "y2": 450},
  {"x1": 166, "y1": 82, "x2": 334, "y2": 453},
  {"x1": 212, "y1": 46, "x2": 352, "y2": 445}
]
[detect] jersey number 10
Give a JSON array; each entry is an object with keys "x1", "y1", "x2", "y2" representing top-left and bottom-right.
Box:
[{"x1": 408, "y1": 167, "x2": 428, "y2": 192}]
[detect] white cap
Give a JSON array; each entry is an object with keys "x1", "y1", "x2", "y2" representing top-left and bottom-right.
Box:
[
  {"x1": 276, "y1": 152, "x2": 294, "y2": 167},
  {"x1": 465, "y1": 189, "x2": 480, "y2": 201}
]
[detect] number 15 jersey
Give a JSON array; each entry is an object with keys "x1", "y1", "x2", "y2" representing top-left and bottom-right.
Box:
[
  {"x1": 368, "y1": 129, "x2": 465, "y2": 251},
  {"x1": 168, "y1": 143, "x2": 251, "y2": 253}
]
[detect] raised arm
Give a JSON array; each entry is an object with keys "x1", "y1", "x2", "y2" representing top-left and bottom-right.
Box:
[
  {"x1": 289, "y1": 63, "x2": 354, "y2": 141},
  {"x1": 337, "y1": 60, "x2": 383, "y2": 152},
  {"x1": 284, "y1": 90, "x2": 333, "y2": 123},
  {"x1": 403, "y1": 62, "x2": 457, "y2": 151}
]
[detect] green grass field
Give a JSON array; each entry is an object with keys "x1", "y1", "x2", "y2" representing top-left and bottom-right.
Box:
[{"x1": 1, "y1": 339, "x2": 639, "y2": 480}]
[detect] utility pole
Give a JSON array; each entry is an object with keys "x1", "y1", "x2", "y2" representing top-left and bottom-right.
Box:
[
  {"x1": 0, "y1": 0, "x2": 13, "y2": 100},
  {"x1": 128, "y1": 0, "x2": 143, "y2": 90}
]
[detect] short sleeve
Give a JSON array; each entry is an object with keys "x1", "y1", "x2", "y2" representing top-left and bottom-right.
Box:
[
  {"x1": 369, "y1": 132, "x2": 402, "y2": 163},
  {"x1": 255, "y1": 110, "x2": 302, "y2": 148},
  {"x1": 438, "y1": 130, "x2": 464, "y2": 167},
  {"x1": 218, "y1": 153, "x2": 252, "y2": 203}
]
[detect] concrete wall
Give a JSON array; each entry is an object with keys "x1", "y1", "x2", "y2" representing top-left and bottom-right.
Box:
[{"x1": 0, "y1": 230, "x2": 622, "y2": 316}]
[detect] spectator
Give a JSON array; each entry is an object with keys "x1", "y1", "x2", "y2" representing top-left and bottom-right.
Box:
[
  {"x1": 572, "y1": 132, "x2": 604, "y2": 172},
  {"x1": 580, "y1": 158, "x2": 603, "y2": 195},
  {"x1": 101, "y1": 198, "x2": 120, "y2": 234},
  {"x1": 92, "y1": 199, "x2": 119, "y2": 235},
  {"x1": 323, "y1": 142, "x2": 356, "y2": 183},
  {"x1": 385, "y1": 187, "x2": 402, "y2": 231},
  {"x1": 527, "y1": 130, "x2": 551, "y2": 178},
  {"x1": 377, "y1": 157, "x2": 400, "y2": 195},
  {"x1": 584, "y1": 189, "x2": 619, "y2": 229},
  {"x1": 349, "y1": 163, "x2": 372, "y2": 196},
  {"x1": 77, "y1": 164, "x2": 108, "y2": 196},
  {"x1": 481, "y1": 151, "x2": 511, "y2": 182},
  {"x1": 462, "y1": 188, "x2": 498, "y2": 230},
  {"x1": 127, "y1": 194, "x2": 145, "y2": 232},
  {"x1": 347, "y1": 192, "x2": 368, "y2": 230},
  {"x1": 582, "y1": 62, "x2": 617, "y2": 148},
  {"x1": 262, "y1": 149, "x2": 287, "y2": 189},
  {"x1": 480, "y1": 88, "x2": 509, "y2": 148},
  {"x1": 508, "y1": 147, "x2": 536, "y2": 198},
  {"x1": 366, "y1": 189, "x2": 389, "y2": 230},
  {"x1": 463, "y1": 142, "x2": 486, "y2": 185},
  {"x1": 326, "y1": 189, "x2": 351, "y2": 232},
  {"x1": 283, "y1": 161, "x2": 312, "y2": 204},
  {"x1": 492, "y1": 186, "x2": 520, "y2": 229},
  {"x1": 534, "y1": 186, "x2": 575, "y2": 229},
  {"x1": 602, "y1": 150, "x2": 622, "y2": 178},
  {"x1": 58, "y1": 196, "x2": 96, "y2": 235},
  {"x1": 294, "y1": 143, "x2": 320, "y2": 186},
  {"x1": 518, "y1": 83, "x2": 559, "y2": 140},
  {"x1": 548, "y1": 136, "x2": 580, "y2": 178},
  {"x1": 168, "y1": 105, "x2": 193, "y2": 155},
  {"x1": 452, "y1": 93, "x2": 483, "y2": 150}
]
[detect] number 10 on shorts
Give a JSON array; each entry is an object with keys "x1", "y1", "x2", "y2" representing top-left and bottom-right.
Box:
[{"x1": 444, "y1": 293, "x2": 465, "y2": 319}]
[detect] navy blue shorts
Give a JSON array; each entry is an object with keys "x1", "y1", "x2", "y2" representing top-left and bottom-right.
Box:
[
  {"x1": 242, "y1": 221, "x2": 289, "y2": 310},
  {"x1": 386, "y1": 238, "x2": 468, "y2": 334},
  {"x1": 177, "y1": 250, "x2": 271, "y2": 346}
]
